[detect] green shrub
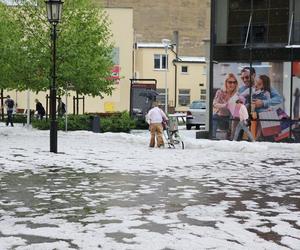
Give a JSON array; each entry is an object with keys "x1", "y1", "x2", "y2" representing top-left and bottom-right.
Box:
[
  {"x1": 31, "y1": 112, "x2": 135, "y2": 133},
  {"x1": 32, "y1": 115, "x2": 90, "y2": 131},
  {"x1": 13, "y1": 114, "x2": 27, "y2": 124},
  {"x1": 100, "y1": 111, "x2": 135, "y2": 133},
  {"x1": 31, "y1": 119, "x2": 50, "y2": 130},
  {"x1": 134, "y1": 118, "x2": 149, "y2": 129},
  {"x1": 58, "y1": 115, "x2": 90, "y2": 131}
]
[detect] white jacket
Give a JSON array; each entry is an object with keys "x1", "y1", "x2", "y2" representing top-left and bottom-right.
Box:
[{"x1": 146, "y1": 107, "x2": 168, "y2": 124}]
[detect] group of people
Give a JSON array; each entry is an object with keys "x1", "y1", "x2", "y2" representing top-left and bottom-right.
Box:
[
  {"x1": 1, "y1": 96, "x2": 66, "y2": 126},
  {"x1": 35, "y1": 99, "x2": 66, "y2": 119},
  {"x1": 212, "y1": 67, "x2": 283, "y2": 141}
]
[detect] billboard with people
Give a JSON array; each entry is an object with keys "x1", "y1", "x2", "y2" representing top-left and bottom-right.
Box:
[{"x1": 212, "y1": 62, "x2": 300, "y2": 142}]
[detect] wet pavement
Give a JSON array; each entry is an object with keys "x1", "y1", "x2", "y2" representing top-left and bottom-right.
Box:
[{"x1": 0, "y1": 158, "x2": 299, "y2": 250}]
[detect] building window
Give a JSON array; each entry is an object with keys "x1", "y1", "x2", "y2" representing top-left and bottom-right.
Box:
[
  {"x1": 181, "y1": 66, "x2": 188, "y2": 74},
  {"x1": 200, "y1": 89, "x2": 206, "y2": 101},
  {"x1": 225, "y1": 0, "x2": 289, "y2": 44},
  {"x1": 112, "y1": 47, "x2": 119, "y2": 65},
  {"x1": 156, "y1": 88, "x2": 168, "y2": 105},
  {"x1": 154, "y1": 54, "x2": 168, "y2": 70},
  {"x1": 178, "y1": 89, "x2": 190, "y2": 106},
  {"x1": 202, "y1": 65, "x2": 207, "y2": 75}
]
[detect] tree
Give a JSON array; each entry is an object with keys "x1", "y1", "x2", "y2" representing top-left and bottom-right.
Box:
[
  {"x1": 3, "y1": 0, "x2": 115, "y2": 96},
  {"x1": 0, "y1": 2, "x2": 24, "y2": 90}
]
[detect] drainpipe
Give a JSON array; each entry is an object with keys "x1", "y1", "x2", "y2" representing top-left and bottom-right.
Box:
[
  {"x1": 173, "y1": 60, "x2": 178, "y2": 109},
  {"x1": 171, "y1": 47, "x2": 180, "y2": 111},
  {"x1": 172, "y1": 31, "x2": 179, "y2": 110}
]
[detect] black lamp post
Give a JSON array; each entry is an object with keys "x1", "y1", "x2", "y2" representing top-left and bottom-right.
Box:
[{"x1": 45, "y1": 0, "x2": 63, "y2": 153}]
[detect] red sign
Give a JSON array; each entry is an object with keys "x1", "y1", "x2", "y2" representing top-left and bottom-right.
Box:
[
  {"x1": 292, "y1": 62, "x2": 300, "y2": 77},
  {"x1": 111, "y1": 65, "x2": 121, "y2": 83}
]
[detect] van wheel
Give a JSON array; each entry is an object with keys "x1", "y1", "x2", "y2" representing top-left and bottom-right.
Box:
[{"x1": 186, "y1": 124, "x2": 192, "y2": 130}]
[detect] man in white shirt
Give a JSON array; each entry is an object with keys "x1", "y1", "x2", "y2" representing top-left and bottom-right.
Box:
[
  {"x1": 233, "y1": 99, "x2": 255, "y2": 142},
  {"x1": 146, "y1": 102, "x2": 168, "y2": 147}
]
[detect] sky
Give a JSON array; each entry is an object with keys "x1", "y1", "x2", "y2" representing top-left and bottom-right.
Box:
[{"x1": 0, "y1": 124, "x2": 299, "y2": 249}]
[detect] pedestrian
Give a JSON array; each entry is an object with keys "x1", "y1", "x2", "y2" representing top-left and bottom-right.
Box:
[
  {"x1": 146, "y1": 101, "x2": 168, "y2": 148},
  {"x1": 4, "y1": 95, "x2": 14, "y2": 127},
  {"x1": 35, "y1": 99, "x2": 45, "y2": 120},
  {"x1": 57, "y1": 99, "x2": 66, "y2": 117},
  {"x1": 233, "y1": 99, "x2": 255, "y2": 142}
]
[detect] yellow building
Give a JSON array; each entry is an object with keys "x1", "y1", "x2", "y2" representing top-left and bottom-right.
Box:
[
  {"x1": 3, "y1": 8, "x2": 207, "y2": 115},
  {"x1": 134, "y1": 43, "x2": 207, "y2": 112},
  {"x1": 4, "y1": 7, "x2": 134, "y2": 114}
]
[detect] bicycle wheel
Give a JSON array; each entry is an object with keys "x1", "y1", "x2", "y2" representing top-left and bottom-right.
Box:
[
  {"x1": 173, "y1": 132, "x2": 184, "y2": 149},
  {"x1": 172, "y1": 139, "x2": 184, "y2": 149}
]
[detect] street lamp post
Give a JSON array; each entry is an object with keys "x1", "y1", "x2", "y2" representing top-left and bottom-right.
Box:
[
  {"x1": 162, "y1": 39, "x2": 171, "y2": 114},
  {"x1": 45, "y1": 0, "x2": 63, "y2": 153}
]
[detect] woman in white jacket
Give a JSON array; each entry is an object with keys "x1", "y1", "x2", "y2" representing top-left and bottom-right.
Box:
[{"x1": 146, "y1": 102, "x2": 168, "y2": 148}]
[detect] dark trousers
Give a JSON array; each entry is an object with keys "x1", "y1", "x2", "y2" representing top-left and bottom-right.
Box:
[
  {"x1": 6, "y1": 110, "x2": 14, "y2": 126},
  {"x1": 212, "y1": 114, "x2": 229, "y2": 138}
]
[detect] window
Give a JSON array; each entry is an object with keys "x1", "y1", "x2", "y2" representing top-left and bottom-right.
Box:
[
  {"x1": 181, "y1": 66, "x2": 188, "y2": 74},
  {"x1": 178, "y1": 89, "x2": 190, "y2": 106},
  {"x1": 202, "y1": 65, "x2": 207, "y2": 75},
  {"x1": 216, "y1": 0, "x2": 290, "y2": 45},
  {"x1": 112, "y1": 47, "x2": 119, "y2": 65},
  {"x1": 156, "y1": 88, "x2": 168, "y2": 105},
  {"x1": 200, "y1": 89, "x2": 206, "y2": 101},
  {"x1": 154, "y1": 54, "x2": 168, "y2": 70}
]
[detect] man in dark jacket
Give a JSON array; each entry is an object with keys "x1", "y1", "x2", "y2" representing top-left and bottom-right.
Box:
[
  {"x1": 35, "y1": 99, "x2": 45, "y2": 120},
  {"x1": 4, "y1": 95, "x2": 14, "y2": 126},
  {"x1": 57, "y1": 99, "x2": 66, "y2": 117}
]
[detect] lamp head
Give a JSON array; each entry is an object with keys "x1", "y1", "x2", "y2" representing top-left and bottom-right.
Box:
[
  {"x1": 45, "y1": 0, "x2": 63, "y2": 24},
  {"x1": 161, "y1": 38, "x2": 171, "y2": 47}
]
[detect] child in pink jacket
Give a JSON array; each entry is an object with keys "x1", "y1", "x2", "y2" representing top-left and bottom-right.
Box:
[{"x1": 233, "y1": 100, "x2": 255, "y2": 142}]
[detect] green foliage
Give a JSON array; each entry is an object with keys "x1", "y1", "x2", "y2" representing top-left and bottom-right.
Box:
[
  {"x1": 0, "y1": 3, "x2": 24, "y2": 90},
  {"x1": 32, "y1": 115, "x2": 90, "y2": 131},
  {"x1": 12, "y1": 114, "x2": 27, "y2": 124},
  {"x1": 58, "y1": 115, "x2": 91, "y2": 131},
  {"x1": 100, "y1": 112, "x2": 135, "y2": 133},
  {"x1": 31, "y1": 112, "x2": 135, "y2": 132},
  {"x1": 134, "y1": 118, "x2": 149, "y2": 129},
  {"x1": 1, "y1": 0, "x2": 115, "y2": 96},
  {"x1": 31, "y1": 119, "x2": 51, "y2": 130}
]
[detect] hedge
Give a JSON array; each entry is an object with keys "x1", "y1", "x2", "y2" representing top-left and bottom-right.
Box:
[{"x1": 31, "y1": 111, "x2": 136, "y2": 133}]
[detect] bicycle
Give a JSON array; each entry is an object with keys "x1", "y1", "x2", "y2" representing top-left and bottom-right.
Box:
[{"x1": 163, "y1": 116, "x2": 184, "y2": 149}]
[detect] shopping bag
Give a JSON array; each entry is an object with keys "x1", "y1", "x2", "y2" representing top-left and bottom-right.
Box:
[{"x1": 259, "y1": 110, "x2": 281, "y2": 136}]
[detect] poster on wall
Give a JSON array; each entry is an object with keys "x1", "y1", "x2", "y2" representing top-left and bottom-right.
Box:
[
  {"x1": 211, "y1": 62, "x2": 297, "y2": 142},
  {"x1": 292, "y1": 62, "x2": 300, "y2": 121}
]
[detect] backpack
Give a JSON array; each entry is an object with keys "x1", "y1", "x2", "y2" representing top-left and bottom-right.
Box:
[{"x1": 7, "y1": 99, "x2": 14, "y2": 109}]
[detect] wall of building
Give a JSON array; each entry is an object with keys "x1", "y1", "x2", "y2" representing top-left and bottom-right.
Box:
[
  {"x1": 135, "y1": 46, "x2": 176, "y2": 109},
  {"x1": 99, "y1": 8, "x2": 134, "y2": 112},
  {"x1": 176, "y1": 62, "x2": 207, "y2": 112},
  {"x1": 135, "y1": 45, "x2": 207, "y2": 112},
  {"x1": 94, "y1": 0, "x2": 211, "y2": 56}
]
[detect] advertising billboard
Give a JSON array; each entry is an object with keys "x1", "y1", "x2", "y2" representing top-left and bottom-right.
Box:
[{"x1": 212, "y1": 62, "x2": 300, "y2": 141}]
